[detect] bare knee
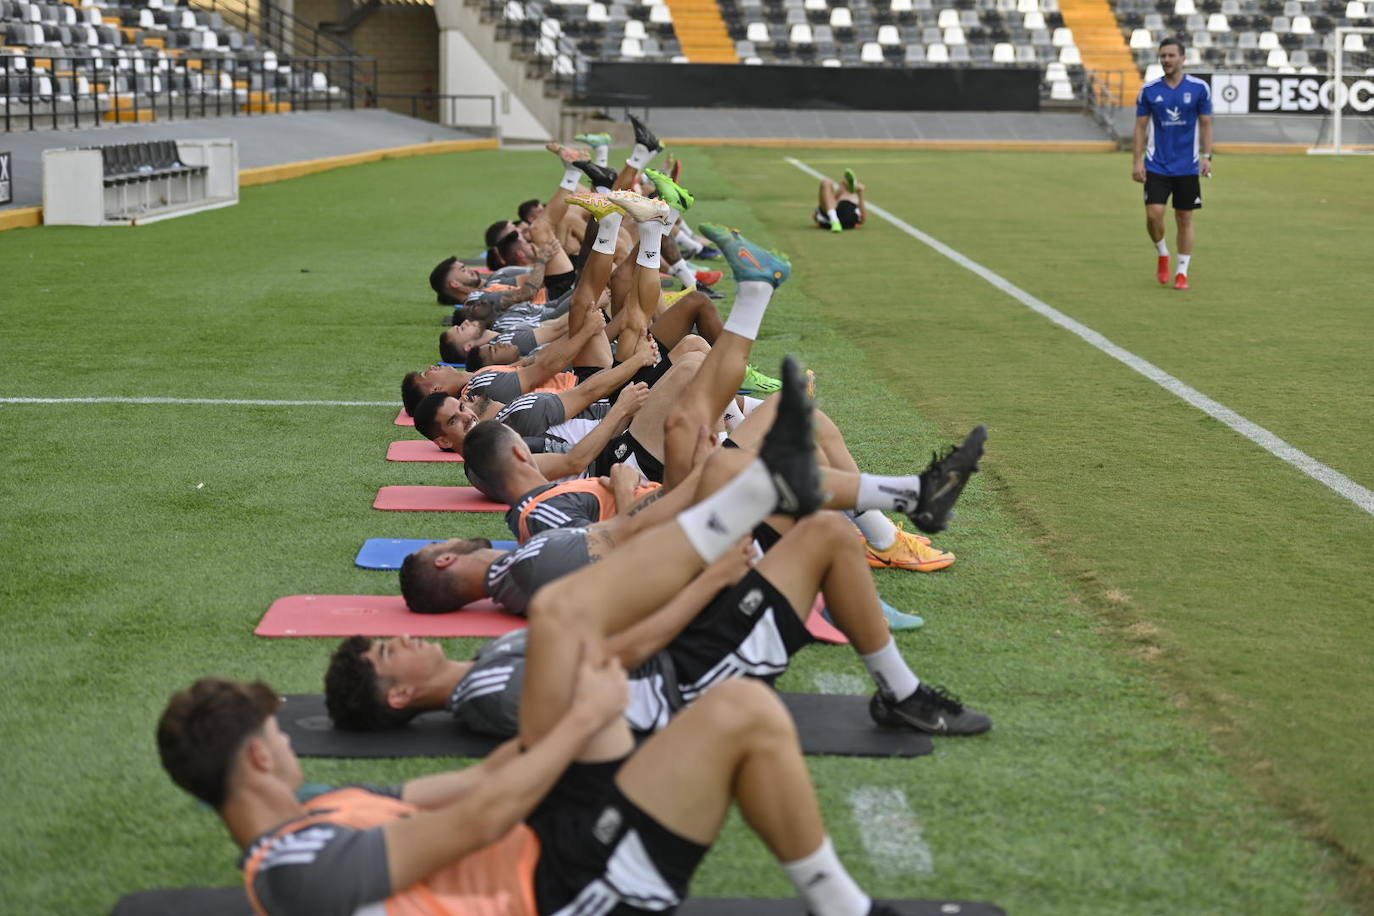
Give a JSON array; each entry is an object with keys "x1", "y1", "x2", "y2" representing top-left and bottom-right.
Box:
[
  {"x1": 668, "y1": 334, "x2": 710, "y2": 360},
  {"x1": 693, "y1": 679, "x2": 794, "y2": 739}
]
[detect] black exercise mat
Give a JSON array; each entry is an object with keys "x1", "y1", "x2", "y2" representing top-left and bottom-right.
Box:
[
  {"x1": 111, "y1": 888, "x2": 1003, "y2": 916},
  {"x1": 278, "y1": 692, "x2": 933, "y2": 759}
]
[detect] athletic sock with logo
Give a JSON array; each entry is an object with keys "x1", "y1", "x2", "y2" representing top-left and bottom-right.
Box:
[
  {"x1": 626, "y1": 143, "x2": 658, "y2": 170},
  {"x1": 723, "y1": 281, "x2": 773, "y2": 340},
  {"x1": 845, "y1": 509, "x2": 898, "y2": 551},
  {"x1": 673, "y1": 225, "x2": 703, "y2": 256},
  {"x1": 592, "y1": 212, "x2": 624, "y2": 256},
  {"x1": 855, "y1": 473, "x2": 922, "y2": 517},
  {"x1": 635, "y1": 220, "x2": 667, "y2": 270},
  {"x1": 1177, "y1": 254, "x2": 1192, "y2": 276},
  {"x1": 669, "y1": 258, "x2": 697, "y2": 288},
  {"x1": 676, "y1": 459, "x2": 777, "y2": 562},
  {"x1": 559, "y1": 165, "x2": 582, "y2": 192},
  {"x1": 1155, "y1": 238, "x2": 1169, "y2": 257},
  {"x1": 590, "y1": 142, "x2": 609, "y2": 168},
  {"x1": 782, "y1": 837, "x2": 871, "y2": 916},
  {"x1": 861, "y1": 638, "x2": 920, "y2": 701},
  {"x1": 827, "y1": 208, "x2": 841, "y2": 226}
]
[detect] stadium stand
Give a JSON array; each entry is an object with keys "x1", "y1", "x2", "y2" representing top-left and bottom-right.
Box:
[{"x1": 1, "y1": 0, "x2": 367, "y2": 130}]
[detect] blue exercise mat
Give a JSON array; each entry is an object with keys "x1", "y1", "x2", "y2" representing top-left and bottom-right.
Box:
[{"x1": 355, "y1": 538, "x2": 518, "y2": 570}]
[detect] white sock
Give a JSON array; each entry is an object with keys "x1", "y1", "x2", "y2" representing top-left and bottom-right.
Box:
[
  {"x1": 674, "y1": 225, "x2": 703, "y2": 256},
  {"x1": 856, "y1": 473, "x2": 921, "y2": 517},
  {"x1": 781, "y1": 837, "x2": 871, "y2": 916},
  {"x1": 848, "y1": 509, "x2": 898, "y2": 550},
  {"x1": 676, "y1": 459, "x2": 776, "y2": 562},
  {"x1": 635, "y1": 220, "x2": 667, "y2": 269},
  {"x1": 740, "y1": 395, "x2": 764, "y2": 414},
  {"x1": 592, "y1": 211, "x2": 624, "y2": 256},
  {"x1": 1178, "y1": 254, "x2": 1191, "y2": 276},
  {"x1": 861, "y1": 638, "x2": 920, "y2": 701},
  {"x1": 722, "y1": 400, "x2": 745, "y2": 432},
  {"x1": 559, "y1": 165, "x2": 582, "y2": 192},
  {"x1": 666, "y1": 207, "x2": 681, "y2": 225},
  {"x1": 626, "y1": 143, "x2": 657, "y2": 170},
  {"x1": 670, "y1": 258, "x2": 696, "y2": 288},
  {"x1": 593, "y1": 144, "x2": 609, "y2": 168},
  {"x1": 827, "y1": 208, "x2": 840, "y2": 225},
  {"x1": 723, "y1": 280, "x2": 773, "y2": 340},
  {"x1": 1155, "y1": 238, "x2": 1168, "y2": 257}
]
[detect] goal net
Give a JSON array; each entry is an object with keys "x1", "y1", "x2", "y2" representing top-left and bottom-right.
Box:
[{"x1": 1310, "y1": 27, "x2": 1374, "y2": 154}]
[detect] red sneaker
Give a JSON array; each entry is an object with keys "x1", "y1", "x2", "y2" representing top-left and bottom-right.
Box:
[
  {"x1": 1173, "y1": 273, "x2": 1189, "y2": 290},
  {"x1": 1156, "y1": 255, "x2": 1170, "y2": 285},
  {"x1": 695, "y1": 269, "x2": 723, "y2": 287}
]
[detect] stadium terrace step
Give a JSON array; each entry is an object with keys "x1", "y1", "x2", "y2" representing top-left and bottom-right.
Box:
[
  {"x1": 1059, "y1": 0, "x2": 1142, "y2": 102},
  {"x1": 661, "y1": 0, "x2": 736, "y2": 61}
]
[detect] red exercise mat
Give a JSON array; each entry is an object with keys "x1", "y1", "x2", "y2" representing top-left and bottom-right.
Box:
[
  {"x1": 394, "y1": 409, "x2": 415, "y2": 427},
  {"x1": 374, "y1": 486, "x2": 507, "y2": 512},
  {"x1": 804, "y1": 596, "x2": 847, "y2": 645},
  {"x1": 387, "y1": 440, "x2": 464, "y2": 462},
  {"x1": 255, "y1": 595, "x2": 523, "y2": 638}
]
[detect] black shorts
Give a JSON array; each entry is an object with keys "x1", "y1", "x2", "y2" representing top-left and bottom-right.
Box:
[
  {"x1": 1144, "y1": 171, "x2": 1202, "y2": 210},
  {"x1": 530, "y1": 759, "x2": 708, "y2": 914},
  {"x1": 544, "y1": 269, "x2": 577, "y2": 300},
  {"x1": 592, "y1": 431, "x2": 636, "y2": 478},
  {"x1": 666, "y1": 569, "x2": 815, "y2": 703}
]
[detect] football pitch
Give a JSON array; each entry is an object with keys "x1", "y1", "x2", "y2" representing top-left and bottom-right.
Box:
[{"x1": 1, "y1": 145, "x2": 1371, "y2": 914}]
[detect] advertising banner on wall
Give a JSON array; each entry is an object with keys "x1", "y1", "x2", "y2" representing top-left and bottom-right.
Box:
[{"x1": 1196, "y1": 72, "x2": 1374, "y2": 114}]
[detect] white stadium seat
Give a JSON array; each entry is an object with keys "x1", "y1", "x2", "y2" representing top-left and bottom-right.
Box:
[
  {"x1": 623, "y1": 19, "x2": 646, "y2": 39},
  {"x1": 877, "y1": 23, "x2": 901, "y2": 43},
  {"x1": 830, "y1": 7, "x2": 853, "y2": 27},
  {"x1": 1023, "y1": 10, "x2": 1045, "y2": 28},
  {"x1": 650, "y1": 5, "x2": 673, "y2": 23},
  {"x1": 1345, "y1": 1, "x2": 1366, "y2": 18},
  {"x1": 944, "y1": 26, "x2": 966, "y2": 43},
  {"x1": 1045, "y1": 61, "x2": 1067, "y2": 80},
  {"x1": 1266, "y1": 47, "x2": 1288, "y2": 66},
  {"x1": 1291, "y1": 15, "x2": 1312, "y2": 33},
  {"x1": 1059, "y1": 44, "x2": 1081, "y2": 63},
  {"x1": 1207, "y1": 13, "x2": 1229, "y2": 31},
  {"x1": 1144, "y1": 63, "x2": 1164, "y2": 80},
  {"x1": 1344, "y1": 31, "x2": 1367, "y2": 50},
  {"x1": 860, "y1": 41, "x2": 884, "y2": 61},
  {"x1": 1130, "y1": 27, "x2": 1154, "y2": 47},
  {"x1": 790, "y1": 23, "x2": 814, "y2": 43},
  {"x1": 1258, "y1": 30, "x2": 1279, "y2": 49},
  {"x1": 746, "y1": 21, "x2": 770, "y2": 41},
  {"x1": 1174, "y1": 0, "x2": 1195, "y2": 13},
  {"x1": 1052, "y1": 26, "x2": 1073, "y2": 45},
  {"x1": 992, "y1": 40, "x2": 1015, "y2": 61},
  {"x1": 926, "y1": 41, "x2": 949, "y2": 61},
  {"x1": 1050, "y1": 80, "x2": 1074, "y2": 99},
  {"x1": 938, "y1": 7, "x2": 959, "y2": 27}
]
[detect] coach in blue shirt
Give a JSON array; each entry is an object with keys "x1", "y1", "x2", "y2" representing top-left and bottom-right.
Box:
[{"x1": 1132, "y1": 37, "x2": 1213, "y2": 290}]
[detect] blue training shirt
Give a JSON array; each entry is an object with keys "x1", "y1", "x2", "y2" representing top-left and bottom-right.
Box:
[{"x1": 1136, "y1": 74, "x2": 1212, "y2": 176}]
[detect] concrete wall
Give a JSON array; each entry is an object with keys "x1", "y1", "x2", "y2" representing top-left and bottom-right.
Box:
[
  {"x1": 294, "y1": 0, "x2": 441, "y2": 121},
  {"x1": 438, "y1": 28, "x2": 549, "y2": 139}
]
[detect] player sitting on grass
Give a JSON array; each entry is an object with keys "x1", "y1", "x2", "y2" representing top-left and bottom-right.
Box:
[
  {"x1": 326, "y1": 437, "x2": 991, "y2": 740},
  {"x1": 157, "y1": 367, "x2": 919, "y2": 916},
  {"x1": 815, "y1": 169, "x2": 866, "y2": 233}
]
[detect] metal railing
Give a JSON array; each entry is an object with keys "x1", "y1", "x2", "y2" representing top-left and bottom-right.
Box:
[
  {"x1": 189, "y1": 0, "x2": 359, "y2": 58},
  {"x1": 2, "y1": 51, "x2": 377, "y2": 133},
  {"x1": 1084, "y1": 68, "x2": 1128, "y2": 143},
  {"x1": 372, "y1": 92, "x2": 498, "y2": 129}
]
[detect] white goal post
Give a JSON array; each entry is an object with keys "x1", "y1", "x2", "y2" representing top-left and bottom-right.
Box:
[{"x1": 1310, "y1": 26, "x2": 1374, "y2": 154}]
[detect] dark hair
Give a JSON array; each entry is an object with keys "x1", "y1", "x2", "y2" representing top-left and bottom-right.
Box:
[
  {"x1": 485, "y1": 247, "x2": 505, "y2": 271},
  {"x1": 439, "y1": 329, "x2": 465, "y2": 366},
  {"x1": 464, "y1": 301, "x2": 496, "y2": 327},
  {"x1": 412, "y1": 392, "x2": 453, "y2": 448},
  {"x1": 324, "y1": 637, "x2": 418, "y2": 731},
  {"x1": 484, "y1": 220, "x2": 513, "y2": 248},
  {"x1": 465, "y1": 345, "x2": 492, "y2": 372},
  {"x1": 497, "y1": 232, "x2": 523, "y2": 266},
  {"x1": 1158, "y1": 36, "x2": 1184, "y2": 53},
  {"x1": 399, "y1": 550, "x2": 464, "y2": 614},
  {"x1": 462, "y1": 420, "x2": 521, "y2": 502},
  {"x1": 517, "y1": 199, "x2": 542, "y2": 222},
  {"x1": 401, "y1": 371, "x2": 426, "y2": 417},
  {"x1": 156, "y1": 678, "x2": 280, "y2": 809},
  {"x1": 430, "y1": 256, "x2": 461, "y2": 305}
]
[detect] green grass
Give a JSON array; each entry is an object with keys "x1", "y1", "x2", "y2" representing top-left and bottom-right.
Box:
[{"x1": 0, "y1": 146, "x2": 1368, "y2": 913}]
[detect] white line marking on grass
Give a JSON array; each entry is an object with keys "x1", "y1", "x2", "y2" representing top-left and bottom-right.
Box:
[
  {"x1": 848, "y1": 786, "x2": 934, "y2": 876},
  {"x1": 814, "y1": 672, "x2": 868, "y2": 695},
  {"x1": 785, "y1": 157, "x2": 1374, "y2": 519},
  {"x1": 0, "y1": 397, "x2": 395, "y2": 406}
]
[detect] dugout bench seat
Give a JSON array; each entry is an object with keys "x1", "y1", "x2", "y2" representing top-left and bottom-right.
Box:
[{"x1": 42, "y1": 137, "x2": 238, "y2": 225}]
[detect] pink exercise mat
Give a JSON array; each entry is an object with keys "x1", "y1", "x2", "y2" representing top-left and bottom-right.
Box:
[
  {"x1": 386, "y1": 440, "x2": 464, "y2": 462},
  {"x1": 373, "y1": 486, "x2": 507, "y2": 512},
  {"x1": 394, "y1": 409, "x2": 415, "y2": 427},
  {"x1": 255, "y1": 595, "x2": 522, "y2": 638}
]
